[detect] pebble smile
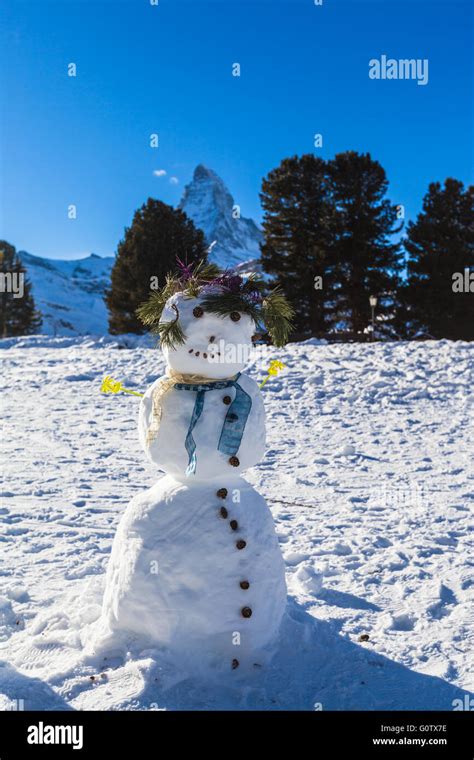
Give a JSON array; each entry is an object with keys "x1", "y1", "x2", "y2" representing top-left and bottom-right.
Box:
[{"x1": 188, "y1": 347, "x2": 221, "y2": 358}]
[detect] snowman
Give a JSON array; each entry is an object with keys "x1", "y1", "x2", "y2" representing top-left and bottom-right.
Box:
[{"x1": 89, "y1": 263, "x2": 293, "y2": 674}]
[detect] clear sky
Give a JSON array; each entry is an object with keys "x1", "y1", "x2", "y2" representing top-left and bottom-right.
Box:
[{"x1": 1, "y1": 0, "x2": 472, "y2": 260}]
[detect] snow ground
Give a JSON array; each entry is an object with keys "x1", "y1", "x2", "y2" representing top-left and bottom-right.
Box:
[{"x1": 0, "y1": 336, "x2": 473, "y2": 711}]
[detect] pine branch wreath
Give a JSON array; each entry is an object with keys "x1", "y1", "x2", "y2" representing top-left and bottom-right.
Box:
[
  {"x1": 262, "y1": 288, "x2": 295, "y2": 347},
  {"x1": 136, "y1": 258, "x2": 294, "y2": 347}
]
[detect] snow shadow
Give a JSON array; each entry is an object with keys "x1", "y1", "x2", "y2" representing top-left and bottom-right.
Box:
[
  {"x1": 1, "y1": 600, "x2": 472, "y2": 711},
  {"x1": 0, "y1": 661, "x2": 73, "y2": 711},
  {"x1": 316, "y1": 588, "x2": 381, "y2": 611},
  {"x1": 121, "y1": 599, "x2": 473, "y2": 711}
]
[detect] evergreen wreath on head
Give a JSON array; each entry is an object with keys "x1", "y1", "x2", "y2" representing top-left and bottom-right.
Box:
[{"x1": 136, "y1": 258, "x2": 294, "y2": 348}]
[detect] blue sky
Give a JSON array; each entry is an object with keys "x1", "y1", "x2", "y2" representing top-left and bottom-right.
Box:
[{"x1": 1, "y1": 0, "x2": 472, "y2": 260}]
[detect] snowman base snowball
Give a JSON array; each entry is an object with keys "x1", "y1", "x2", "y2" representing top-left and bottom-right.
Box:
[{"x1": 89, "y1": 474, "x2": 287, "y2": 672}]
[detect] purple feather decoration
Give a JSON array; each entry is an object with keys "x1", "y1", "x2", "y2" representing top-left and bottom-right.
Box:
[
  {"x1": 175, "y1": 256, "x2": 194, "y2": 281},
  {"x1": 207, "y1": 271, "x2": 243, "y2": 292}
]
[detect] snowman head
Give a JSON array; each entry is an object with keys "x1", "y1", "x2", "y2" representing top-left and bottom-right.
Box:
[
  {"x1": 136, "y1": 260, "x2": 294, "y2": 373},
  {"x1": 160, "y1": 290, "x2": 255, "y2": 379}
]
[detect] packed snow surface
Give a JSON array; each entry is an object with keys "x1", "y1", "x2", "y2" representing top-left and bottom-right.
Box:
[{"x1": 0, "y1": 337, "x2": 473, "y2": 710}]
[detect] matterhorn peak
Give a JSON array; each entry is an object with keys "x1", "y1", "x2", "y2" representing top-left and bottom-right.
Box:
[
  {"x1": 192, "y1": 163, "x2": 220, "y2": 182},
  {"x1": 179, "y1": 165, "x2": 263, "y2": 269}
]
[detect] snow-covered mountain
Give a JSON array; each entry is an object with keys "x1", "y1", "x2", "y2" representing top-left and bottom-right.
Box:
[
  {"x1": 18, "y1": 251, "x2": 114, "y2": 336},
  {"x1": 18, "y1": 165, "x2": 264, "y2": 335},
  {"x1": 179, "y1": 164, "x2": 263, "y2": 269}
]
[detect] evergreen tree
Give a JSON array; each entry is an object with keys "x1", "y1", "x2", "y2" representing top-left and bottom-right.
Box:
[
  {"x1": 402, "y1": 179, "x2": 474, "y2": 340},
  {"x1": 0, "y1": 241, "x2": 42, "y2": 337},
  {"x1": 327, "y1": 151, "x2": 403, "y2": 336},
  {"x1": 260, "y1": 155, "x2": 335, "y2": 337},
  {"x1": 106, "y1": 199, "x2": 208, "y2": 334}
]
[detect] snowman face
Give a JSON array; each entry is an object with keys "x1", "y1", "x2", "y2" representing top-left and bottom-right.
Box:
[{"x1": 161, "y1": 292, "x2": 255, "y2": 379}]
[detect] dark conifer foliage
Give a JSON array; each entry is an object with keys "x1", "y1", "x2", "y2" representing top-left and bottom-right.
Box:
[
  {"x1": 328, "y1": 151, "x2": 403, "y2": 336},
  {"x1": 402, "y1": 179, "x2": 474, "y2": 340},
  {"x1": 106, "y1": 199, "x2": 207, "y2": 334},
  {"x1": 0, "y1": 240, "x2": 42, "y2": 337},
  {"x1": 260, "y1": 152, "x2": 403, "y2": 339},
  {"x1": 260, "y1": 155, "x2": 336, "y2": 338}
]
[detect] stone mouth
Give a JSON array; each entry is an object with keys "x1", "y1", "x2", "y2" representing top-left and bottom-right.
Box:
[{"x1": 187, "y1": 347, "x2": 221, "y2": 360}]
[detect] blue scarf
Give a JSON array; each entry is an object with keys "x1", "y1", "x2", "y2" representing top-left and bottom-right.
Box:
[{"x1": 173, "y1": 373, "x2": 252, "y2": 476}]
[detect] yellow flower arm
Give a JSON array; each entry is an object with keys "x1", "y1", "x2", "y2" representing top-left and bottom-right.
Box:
[
  {"x1": 259, "y1": 360, "x2": 286, "y2": 389},
  {"x1": 100, "y1": 375, "x2": 144, "y2": 397}
]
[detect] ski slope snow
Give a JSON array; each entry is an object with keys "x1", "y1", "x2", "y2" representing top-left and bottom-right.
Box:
[{"x1": 0, "y1": 337, "x2": 472, "y2": 710}]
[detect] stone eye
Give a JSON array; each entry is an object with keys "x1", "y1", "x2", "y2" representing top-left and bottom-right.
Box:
[
  {"x1": 193, "y1": 306, "x2": 204, "y2": 318},
  {"x1": 230, "y1": 311, "x2": 241, "y2": 322}
]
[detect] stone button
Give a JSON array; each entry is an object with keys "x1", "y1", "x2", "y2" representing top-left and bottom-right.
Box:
[
  {"x1": 217, "y1": 488, "x2": 228, "y2": 499},
  {"x1": 236, "y1": 539, "x2": 246, "y2": 550},
  {"x1": 229, "y1": 456, "x2": 240, "y2": 467},
  {"x1": 228, "y1": 413, "x2": 238, "y2": 422},
  {"x1": 241, "y1": 607, "x2": 252, "y2": 618},
  {"x1": 232, "y1": 659, "x2": 239, "y2": 669},
  {"x1": 223, "y1": 395, "x2": 232, "y2": 405},
  {"x1": 220, "y1": 507, "x2": 228, "y2": 519},
  {"x1": 239, "y1": 580, "x2": 250, "y2": 590},
  {"x1": 230, "y1": 519, "x2": 238, "y2": 531}
]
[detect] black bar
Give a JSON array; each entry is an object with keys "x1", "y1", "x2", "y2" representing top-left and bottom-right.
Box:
[{"x1": 0, "y1": 710, "x2": 472, "y2": 757}]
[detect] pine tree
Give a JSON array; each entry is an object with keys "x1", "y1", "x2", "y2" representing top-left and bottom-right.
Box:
[
  {"x1": 260, "y1": 155, "x2": 335, "y2": 337},
  {"x1": 0, "y1": 241, "x2": 42, "y2": 337},
  {"x1": 327, "y1": 152, "x2": 403, "y2": 336},
  {"x1": 402, "y1": 179, "x2": 474, "y2": 340},
  {"x1": 106, "y1": 199, "x2": 208, "y2": 334}
]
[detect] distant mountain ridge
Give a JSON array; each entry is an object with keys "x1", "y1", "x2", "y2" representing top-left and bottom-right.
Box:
[
  {"x1": 17, "y1": 251, "x2": 114, "y2": 336},
  {"x1": 18, "y1": 166, "x2": 263, "y2": 335}
]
